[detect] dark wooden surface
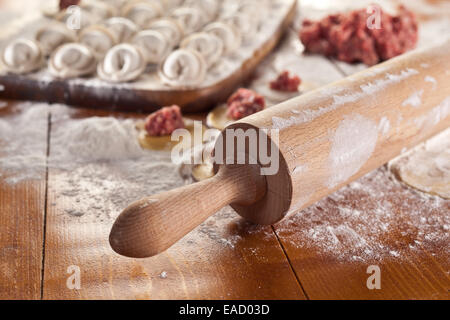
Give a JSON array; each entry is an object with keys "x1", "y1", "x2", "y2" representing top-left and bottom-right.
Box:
[{"x1": 0, "y1": 0, "x2": 449, "y2": 300}]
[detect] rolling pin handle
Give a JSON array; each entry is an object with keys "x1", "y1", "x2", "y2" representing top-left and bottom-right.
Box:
[{"x1": 109, "y1": 164, "x2": 266, "y2": 258}]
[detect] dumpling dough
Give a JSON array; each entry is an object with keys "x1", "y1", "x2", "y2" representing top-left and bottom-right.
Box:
[
  {"x1": 132, "y1": 30, "x2": 172, "y2": 64},
  {"x1": 180, "y1": 32, "x2": 224, "y2": 68},
  {"x1": 104, "y1": 17, "x2": 139, "y2": 42},
  {"x1": 159, "y1": 49, "x2": 207, "y2": 87},
  {"x1": 206, "y1": 104, "x2": 234, "y2": 130},
  {"x1": 390, "y1": 128, "x2": 450, "y2": 199},
  {"x1": 122, "y1": 1, "x2": 163, "y2": 29},
  {"x1": 35, "y1": 22, "x2": 77, "y2": 56},
  {"x1": 136, "y1": 118, "x2": 205, "y2": 151},
  {"x1": 78, "y1": 25, "x2": 117, "y2": 58},
  {"x1": 171, "y1": 7, "x2": 206, "y2": 34},
  {"x1": 97, "y1": 44, "x2": 146, "y2": 83},
  {"x1": 1, "y1": 38, "x2": 44, "y2": 74},
  {"x1": 49, "y1": 43, "x2": 97, "y2": 78},
  {"x1": 148, "y1": 18, "x2": 184, "y2": 47},
  {"x1": 204, "y1": 22, "x2": 241, "y2": 55}
]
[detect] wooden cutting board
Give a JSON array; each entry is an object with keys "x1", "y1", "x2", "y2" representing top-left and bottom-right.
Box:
[{"x1": 0, "y1": 0, "x2": 297, "y2": 113}]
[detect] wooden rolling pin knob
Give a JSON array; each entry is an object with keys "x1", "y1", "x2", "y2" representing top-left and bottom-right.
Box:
[
  {"x1": 111, "y1": 39, "x2": 450, "y2": 258},
  {"x1": 110, "y1": 164, "x2": 266, "y2": 258}
]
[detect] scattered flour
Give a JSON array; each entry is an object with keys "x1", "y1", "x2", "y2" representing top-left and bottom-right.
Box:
[
  {"x1": 424, "y1": 76, "x2": 437, "y2": 90},
  {"x1": 378, "y1": 116, "x2": 390, "y2": 136},
  {"x1": 402, "y1": 90, "x2": 424, "y2": 108},
  {"x1": 276, "y1": 166, "x2": 449, "y2": 262},
  {"x1": 414, "y1": 96, "x2": 450, "y2": 128},
  {"x1": 327, "y1": 114, "x2": 378, "y2": 188}
]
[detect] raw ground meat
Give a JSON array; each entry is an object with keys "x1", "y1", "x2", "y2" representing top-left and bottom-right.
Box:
[
  {"x1": 299, "y1": 5, "x2": 418, "y2": 65},
  {"x1": 59, "y1": 0, "x2": 80, "y2": 10},
  {"x1": 270, "y1": 71, "x2": 302, "y2": 92},
  {"x1": 227, "y1": 88, "x2": 266, "y2": 120},
  {"x1": 145, "y1": 105, "x2": 185, "y2": 136}
]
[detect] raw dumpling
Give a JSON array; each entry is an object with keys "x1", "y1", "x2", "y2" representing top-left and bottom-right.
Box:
[
  {"x1": 180, "y1": 32, "x2": 224, "y2": 67},
  {"x1": 122, "y1": 1, "x2": 163, "y2": 29},
  {"x1": 35, "y1": 22, "x2": 77, "y2": 56},
  {"x1": 159, "y1": 49, "x2": 207, "y2": 87},
  {"x1": 78, "y1": 25, "x2": 117, "y2": 58},
  {"x1": 97, "y1": 43, "x2": 146, "y2": 82},
  {"x1": 49, "y1": 43, "x2": 97, "y2": 78},
  {"x1": 104, "y1": 17, "x2": 139, "y2": 42},
  {"x1": 132, "y1": 30, "x2": 172, "y2": 64},
  {"x1": 204, "y1": 22, "x2": 241, "y2": 54},
  {"x1": 1, "y1": 38, "x2": 44, "y2": 74}
]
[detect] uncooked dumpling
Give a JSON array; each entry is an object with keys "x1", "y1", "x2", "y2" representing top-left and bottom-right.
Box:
[
  {"x1": 1, "y1": 38, "x2": 44, "y2": 74},
  {"x1": 159, "y1": 49, "x2": 207, "y2": 87},
  {"x1": 97, "y1": 44, "x2": 146, "y2": 83}
]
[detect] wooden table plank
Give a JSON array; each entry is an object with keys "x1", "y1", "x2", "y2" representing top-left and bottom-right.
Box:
[
  {"x1": 273, "y1": 168, "x2": 449, "y2": 299},
  {"x1": 270, "y1": 1, "x2": 450, "y2": 299},
  {"x1": 0, "y1": 100, "x2": 48, "y2": 299},
  {"x1": 41, "y1": 107, "x2": 305, "y2": 300}
]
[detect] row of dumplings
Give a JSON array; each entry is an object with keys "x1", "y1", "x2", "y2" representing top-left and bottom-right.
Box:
[{"x1": 1, "y1": 0, "x2": 270, "y2": 87}]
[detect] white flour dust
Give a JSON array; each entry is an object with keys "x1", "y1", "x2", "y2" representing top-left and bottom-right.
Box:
[
  {"x1": 276, "y1": 166, "x2": 449, "y2": 262},
  {"x1": 327, "y1": 114, "x2": 378, "y2": 188},
  {"x1": 0, "y1": 102, "x2": 49, "y2": 183},
  {"x1": 402, "y1": 90, "x2": 424, "y2": 108}
]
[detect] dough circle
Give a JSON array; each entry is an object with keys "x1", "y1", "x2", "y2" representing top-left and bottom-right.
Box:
[
  {"x1": 137, "y1": 118, "x2": 206, "y2": 152},
  {"x1": 206, "y1": 104, "x2": 234, "y2": 130},
  {"x1": 390, "y1": 128, "x2": 450, "y2": 199}
]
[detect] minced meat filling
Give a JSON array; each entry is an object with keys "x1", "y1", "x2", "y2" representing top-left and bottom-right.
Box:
[
  {"x1": 227, "y1": 88, "x2": 265, "y2": 120},
  {"x1": 299, "y1": 5, "x2": 418, "y2": 65},
  {"x1": 270, "y1": 71, "x2": 302, "y2": 92},
  {"x1": 145, "y1": 105, "x2": 185, "y2": 136}
]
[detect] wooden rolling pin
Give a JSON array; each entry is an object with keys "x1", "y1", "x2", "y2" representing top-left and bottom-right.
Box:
[{"x1": 110, "y1": 40, "x2": 450, "y2": 258}]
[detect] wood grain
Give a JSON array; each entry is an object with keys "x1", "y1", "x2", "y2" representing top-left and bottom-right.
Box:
[
  {"x1": 272, "y1": 167, "x2": 450, "y2": 299},
  {"x1": 270, "y1": 2, "x2": 450, "y2": 299},
  {"x1": 41, "y1": 107, "x2": 305, "y2": 300},
  {"x1": 0, "y1": 0, "x2": 448, "y2": 300},
  {"x1": 0, "y1": 100, "x2": 47, "y2": 300}
]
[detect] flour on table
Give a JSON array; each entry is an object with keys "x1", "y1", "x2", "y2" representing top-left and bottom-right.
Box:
[
  {"x1": 276, "y1": 166, "x2": 449, "y2": 262},
  {"x1": 0, "y1": 102, "x2": 49, "y2": 183},
  {"x1": 389, "y1": 128, "x2": 450, "y2": 199}
]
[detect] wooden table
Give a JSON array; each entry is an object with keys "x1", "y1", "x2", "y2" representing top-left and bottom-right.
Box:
[{"x1": 0, "y1": 0, "x2": 449, "y2": 300}]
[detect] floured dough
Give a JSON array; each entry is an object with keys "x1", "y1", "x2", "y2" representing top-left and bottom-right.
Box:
[
  {"x1": 158, "y1": 49, "x2": 207, "y2": 87},
  {"x1": 137, "y1": 118, "x2": 205, "y2": 151},
  {"x1": 1, "y1": 38, "x2": 44, "y2": 74},
  {"x1": 132, "y1": 30, "x2": 172, "y2": 64},
  {"x1": 390, "y1": 128, "x2": 450, "y2": 199},
  {"x1": 97, "y1": 44, "x2": 146, "y2": 82},
  {"x1": 180, "y1": 32, "x2": 224, "y2": 68},
  {"x1": 206, "y1": 104, "x2": 234, "y2": 130},
  {"x1": 251, "y1": 79, "x2": 318, "y2": 104},
  {"x1": 49, "y1": 43, "x2": 97, "y2": 78},
  {"x1": 79, "y1": 25, "x2": 117, "y2": 58}
]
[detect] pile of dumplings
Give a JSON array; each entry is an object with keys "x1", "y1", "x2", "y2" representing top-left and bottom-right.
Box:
[{"x1": 1, "y1": 0, "x2": 271, "y2": 87}]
